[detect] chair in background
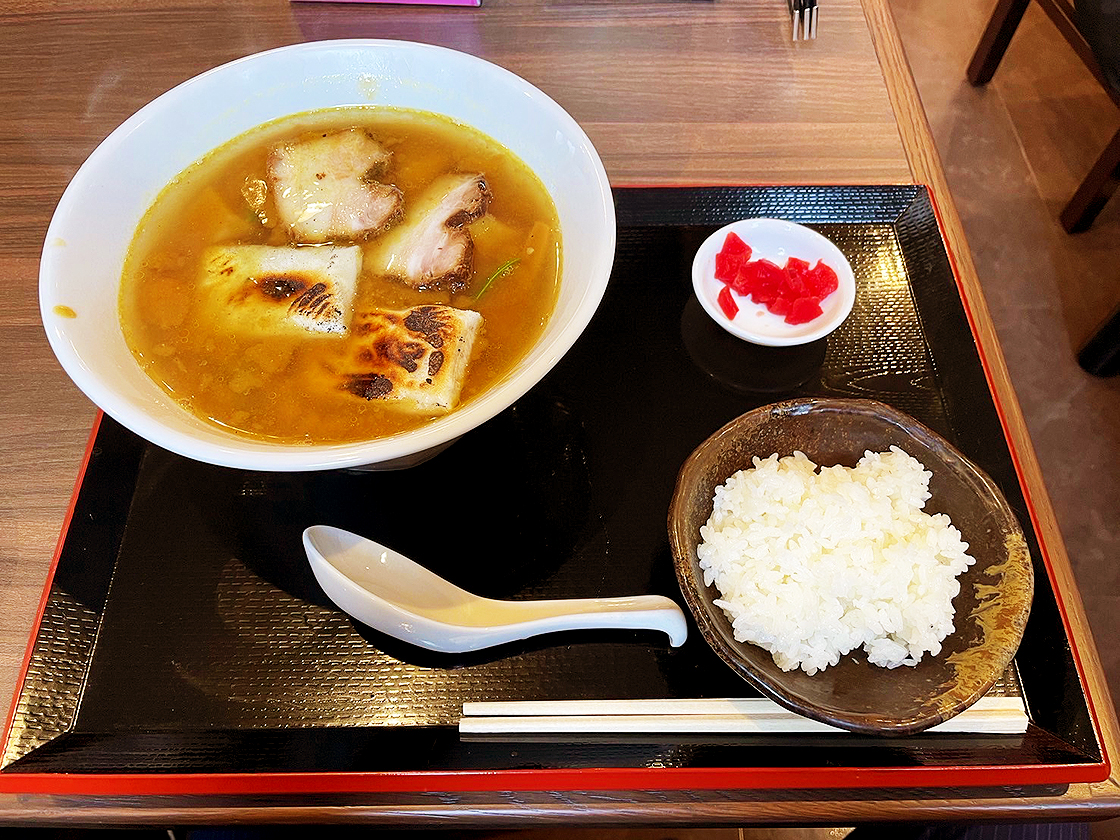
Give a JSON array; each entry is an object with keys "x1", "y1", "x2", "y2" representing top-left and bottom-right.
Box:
[
  {"x1": 966, "y1": 0, "x2": 1120, "y2": 234},
  {"x1": 967, "y1": 0, "x2": 1120, "y2": 376}
]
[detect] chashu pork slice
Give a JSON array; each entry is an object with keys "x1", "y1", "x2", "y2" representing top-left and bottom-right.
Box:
[
  {"x1": 366, "y1": 173, "x2": 492, "y2": 293},
  {"x1": 199, "y1": 244, "x2": 361, "y2": 336},
  {"x1": 339, "y1": 305, "x2": 483, "y2": 413},
  {"x1": 267, "y1": 128, "x2": 404, "y2": 243}
]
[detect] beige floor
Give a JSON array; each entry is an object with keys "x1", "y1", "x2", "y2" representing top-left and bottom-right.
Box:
[
  {"x1": 464, "y1": 1, "x2": 1120, "y2": 838},
  {"x1": 890, "y1": 0, "x2": 1120, "y2": 836}
]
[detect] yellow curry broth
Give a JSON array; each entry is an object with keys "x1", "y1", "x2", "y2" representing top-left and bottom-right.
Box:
[{"x1": 120, "y1": 107, "x2": 560, "y2": 443}]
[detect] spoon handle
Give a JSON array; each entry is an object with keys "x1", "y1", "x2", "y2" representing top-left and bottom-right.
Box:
[{"x1": 482, "y1": 595, "x2": 689, "y2": 647}]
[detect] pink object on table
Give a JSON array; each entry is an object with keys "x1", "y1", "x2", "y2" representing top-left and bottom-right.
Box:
[{"x1": 294, "y1": 0, "x2": 480, "y2": 6}]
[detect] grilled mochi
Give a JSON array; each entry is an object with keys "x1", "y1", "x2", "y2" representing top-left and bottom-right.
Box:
[
  {"x1": 199, "y1": 245, "x2": 361, "y2": 336},
  {"x1": 365, "y1": 173, "x2": 492, "y2": 293},
  {"x1": 267, "y1": 128, "x2": 404, "y2": 243},
  {"x1": 340, "y1": 305, "x2": 483, "y2": 413}
]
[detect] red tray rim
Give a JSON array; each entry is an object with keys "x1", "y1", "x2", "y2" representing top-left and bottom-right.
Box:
[{"x1": 4, "y1": 183, "x2": 1110, "y2": 797}]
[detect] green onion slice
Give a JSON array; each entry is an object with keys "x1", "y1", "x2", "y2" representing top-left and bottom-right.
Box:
[{"x1": 474, "y1": 257, "x2": 520, "y2": 299}]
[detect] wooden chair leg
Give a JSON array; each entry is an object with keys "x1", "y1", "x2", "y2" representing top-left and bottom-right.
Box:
[
  {"x1": 1060, "y1": 125, "x2": 1120, "y2": 232},
  {"x1": 968, "y1": 0, "x2": 1034, "y2": 85},
  {"x1": 1078, "y1": 302, "x2": 1120, "y2": 376}
]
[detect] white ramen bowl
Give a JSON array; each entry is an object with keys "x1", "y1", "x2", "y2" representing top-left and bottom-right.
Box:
[{"x1": 40, "y1": 40, "x2": 616, "y2": 471}]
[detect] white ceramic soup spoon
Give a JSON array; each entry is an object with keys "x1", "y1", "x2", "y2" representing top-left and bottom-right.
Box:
[{"x1": 303, "y1": 525, "x2": 689, "y2": 654}]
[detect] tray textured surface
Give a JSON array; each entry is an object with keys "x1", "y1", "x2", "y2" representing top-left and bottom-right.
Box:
[{"x1": 1, "y1": 186, "x2": 1101, "y2": 780}]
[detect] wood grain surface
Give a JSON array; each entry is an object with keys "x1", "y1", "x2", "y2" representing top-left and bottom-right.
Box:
[{"x1": 0, "y1": 0, "x2": 1117, "y2": 825}]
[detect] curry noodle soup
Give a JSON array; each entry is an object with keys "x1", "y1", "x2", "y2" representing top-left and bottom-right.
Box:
[{"x1": 120, "y1": 107, "x2": 561, "y2": 444}]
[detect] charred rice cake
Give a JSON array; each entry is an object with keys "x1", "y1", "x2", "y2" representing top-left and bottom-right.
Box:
[
  {"x1": 340, "y1": 305, "x2": 483, "y2": 413},
  {"x1": 199, "y1": 244, "x2": 361, "y2": 335}
]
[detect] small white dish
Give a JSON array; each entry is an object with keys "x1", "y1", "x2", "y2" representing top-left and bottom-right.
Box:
[
  {"x1": 691, "y1": 218, "x2": 856, "y2": 347},
  {"x1": 302, "y1": 525, "x2": 689, "y2": 653}
]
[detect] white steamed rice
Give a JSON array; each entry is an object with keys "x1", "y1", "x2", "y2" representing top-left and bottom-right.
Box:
[{"x1": 697, "y1": 446, "x2": 975, "y2": 675}]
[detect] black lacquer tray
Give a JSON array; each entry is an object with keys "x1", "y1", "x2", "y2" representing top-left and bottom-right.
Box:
[{"x1": 2, "y1": 186, "x2": 1108, "y2": 793}]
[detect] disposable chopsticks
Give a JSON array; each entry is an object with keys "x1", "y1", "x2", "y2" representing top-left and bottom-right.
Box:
[{"x1": 459, "y1": 696, "x2": 1028, "y2": 735}]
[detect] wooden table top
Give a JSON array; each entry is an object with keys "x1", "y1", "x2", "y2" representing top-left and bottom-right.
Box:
[{"x1": 2, "y1": 0, "x2": 1118, "y2": 826}]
